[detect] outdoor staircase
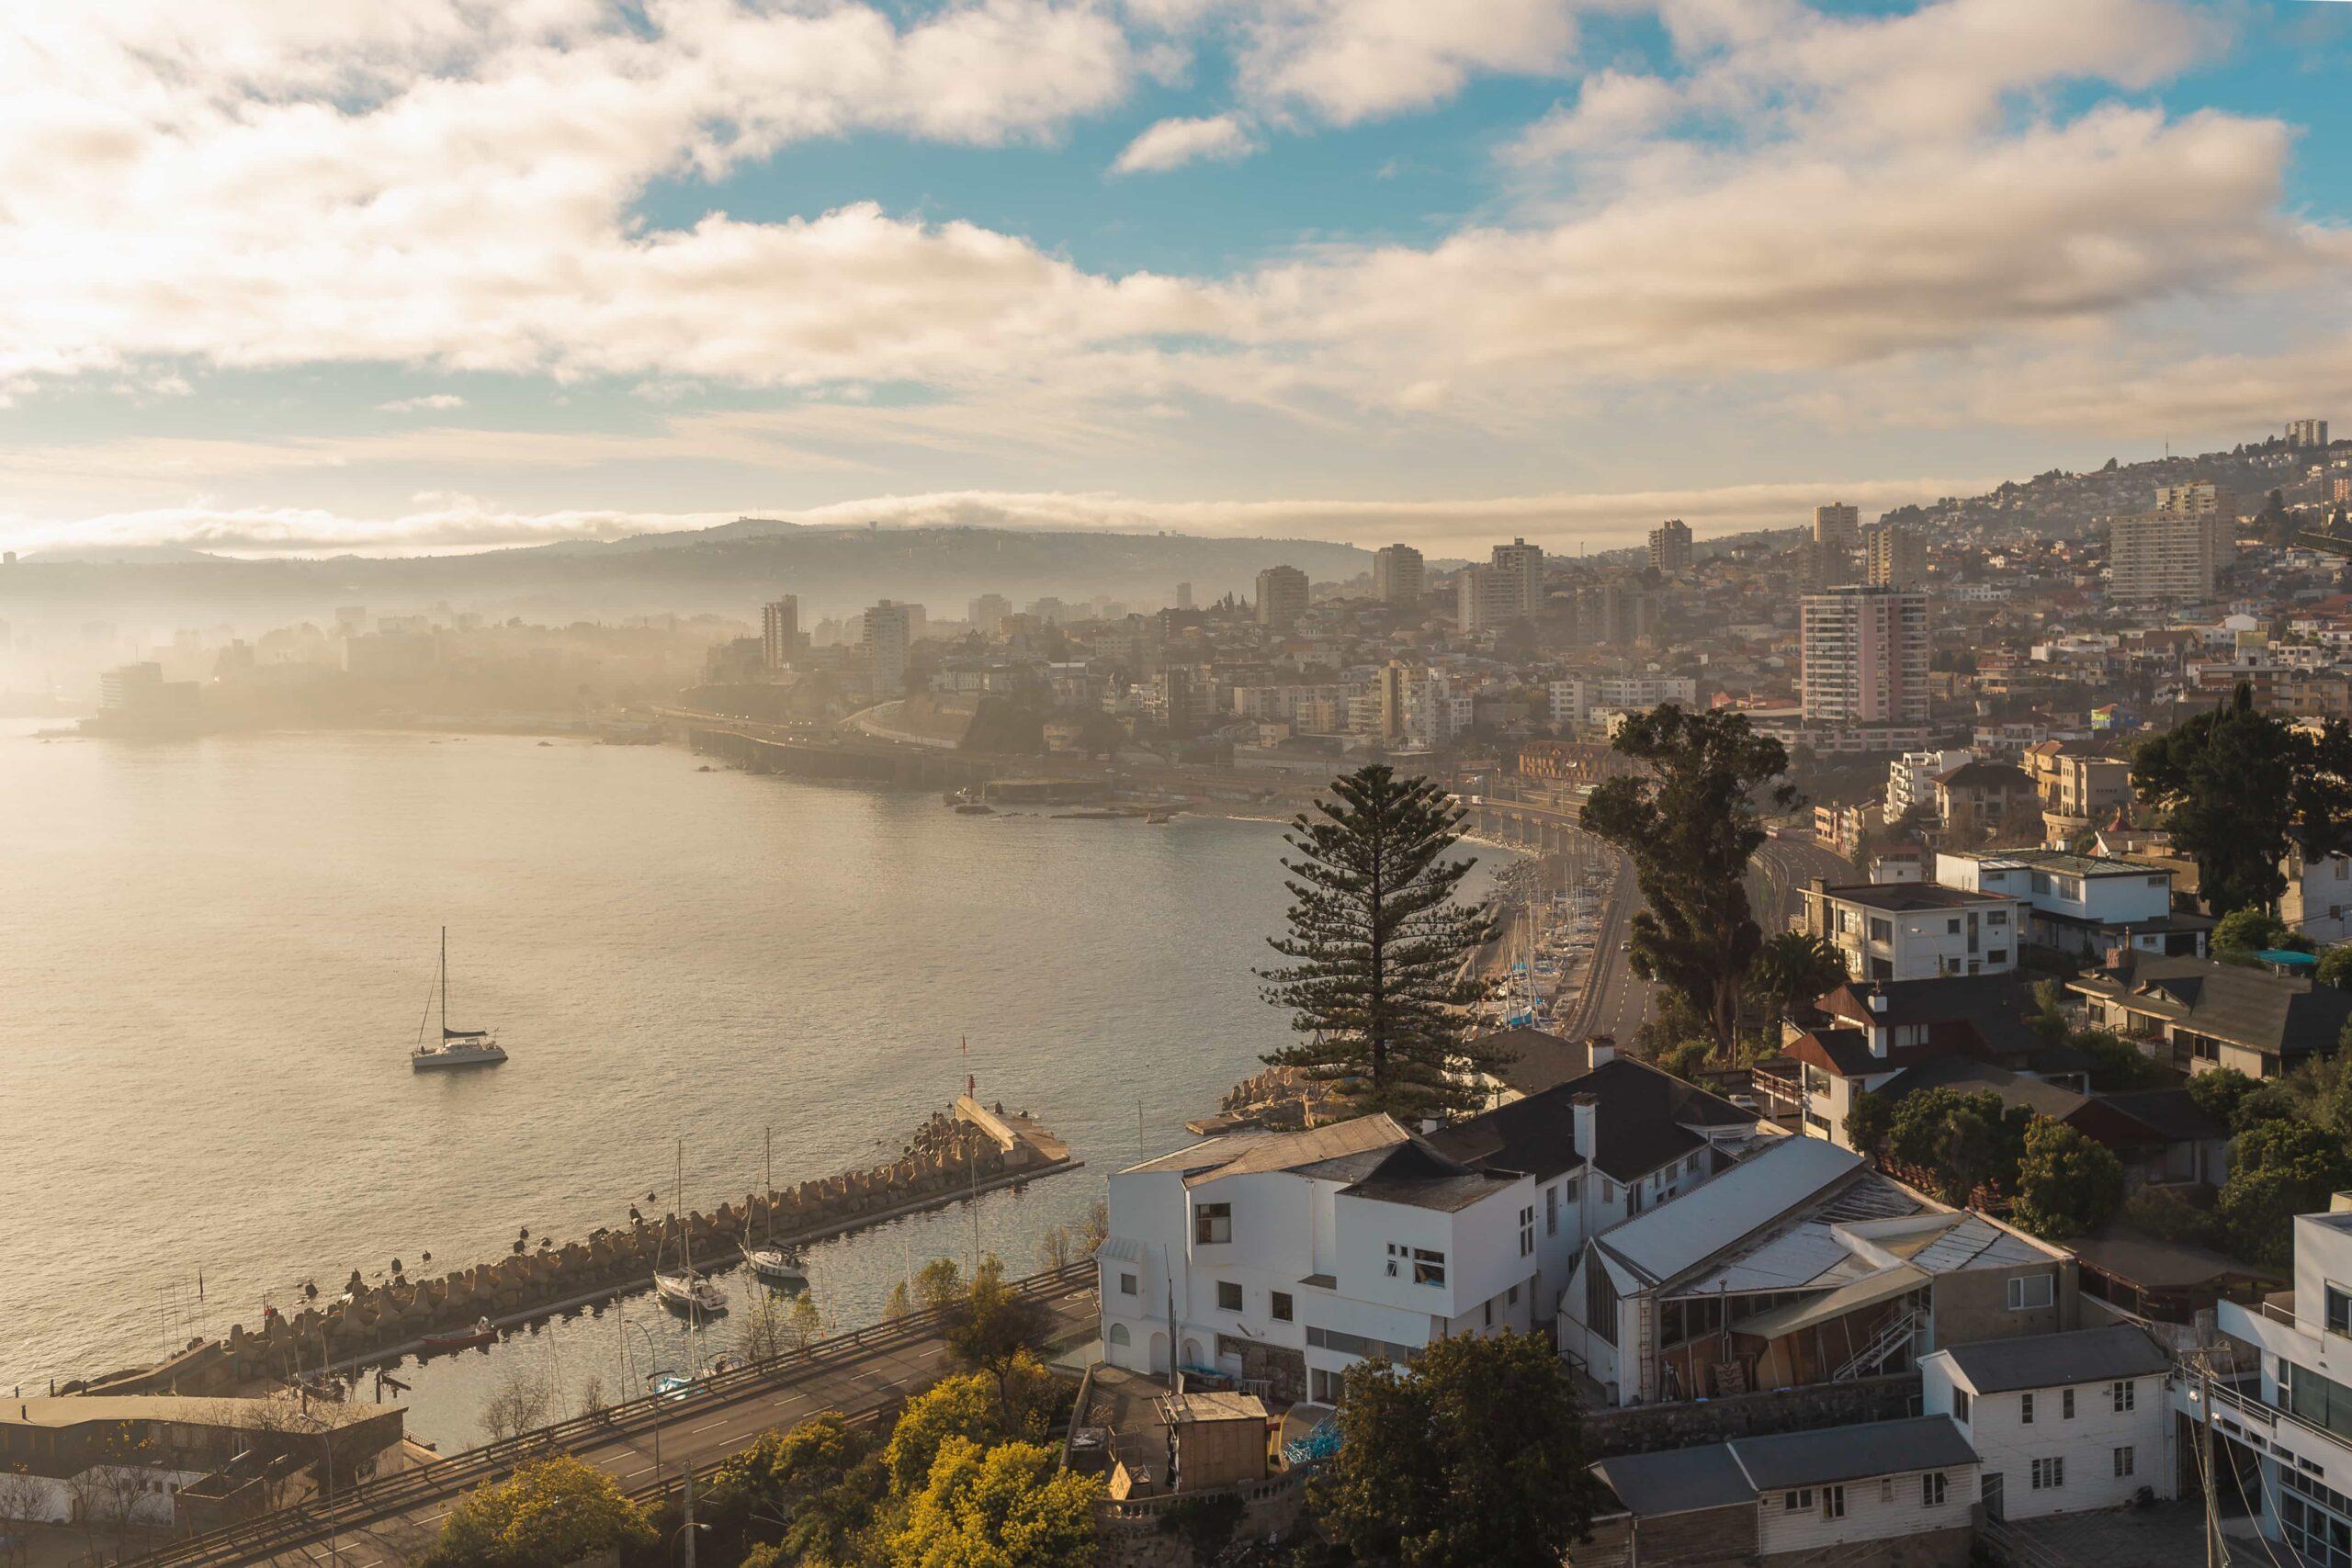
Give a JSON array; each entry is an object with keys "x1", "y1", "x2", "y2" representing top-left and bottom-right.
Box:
[{"x1": 1833, "y1": 1310, "x2": 1920, "y2": 1382}]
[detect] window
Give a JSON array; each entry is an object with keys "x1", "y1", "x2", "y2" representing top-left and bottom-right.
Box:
[
  {"x1": 2114, "y1": 1447, "x2": 2135, "y2": 1479},
  {"x1": 1921, "y1": 1472, "x2": 1948, "y2": 1507},
  {"x1": 1271, "y1": 1292, "x2": 1294, "y2": 1323},
  {"x1": 2030, "y1": 1457, "x2": 2064, "y2": 1491},
  {"x1": 1119, "y1": 1271, "x2": 1137, "y2": 1296},
  {"x1": 1820, "y1": 1484, "x2": 1847, "y2": 1520},
  {"x1": 1545, "y1": 1185, "x2": 1559, "y2": 1237},
  {"x1": 1626, "y1": 1184, "x2": 1644, "y2": 1215},
  {"x1": 1194, "y1": 1202, "x2": 1232, "y2": 1245},
  {"x1": 1988, "y1": 951, "x2": 2008, "y2": 965},
  {"x1": 1948, "y1": 918, "x2": 1962, "y2": 935},
  {"x1": 2020, "y1": 1393, "x2": 2035, "y2": 1426},
  {"x1": 1411, "y1": 1247, "x2": 1447, "y2": 1287},
  {"x1": 1216, "y1": 1280, "x2": 1242, "y2": 1313},
  {"x1": 2008, "y1": 1273, "x2": 2054, "y2": 1311},
  {"x1": 1952, "y1": 1389, "x2": 1971, "y2": 1422},
  {"x1": 2328, "y1": 1286, "x2": 2351, "y2": 1336},
  {"x1": 1685, "y1": 1153, "x2": 1701, "y2": 1176},
  {"x1": 1870, "y1": 917, "x2": 1894, "y2": 943},
  {"x1": 2062, "y1": 1388, "x2": 2075, "y2": 1419},
  {"x1": 1310, "y1": 1367, "x2": 1343, "y2": 1404},
  {"x1": 1600, "y1": 1178, "x2": 1614, "y2": 1203},
  {"x1": 2112, "y1": 1380, "x2": 2136, "y2": 1413},
  {"x1": 1586, "y1": 1259, "x2": 1620, "y2": 1347},
  {"x1": 1783, "y1": 1489, "x2": 1813, "y2": 1511},
  {"x1": 1520, "y1": 1205, "x2": 1535, "y2": 1258},
  {"x1": 1108, "y1": 1322, "x2": 1130, "y2": 1347},
  {"x1": 1565, "y1": 1176, "x2": 1580, "y2": 1202}
]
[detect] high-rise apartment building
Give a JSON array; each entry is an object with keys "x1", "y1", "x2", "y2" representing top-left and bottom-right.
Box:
[
  {"x1": 760, "y1": 595, "x2": 800, "y2": 671},
  {"x1": 1375, "y1": 661, "x2": 1410, "y2": 743},
  {"x1": 967, "y1": 593, "x2": 1012, "y2": 635},
  {"x1": 1174, "y1": 581, "x2": 1194, "y2": 611},
  {"x1": 1372, "y1": 544, "x2": 1425, "y2": 607},
  {"x1": 1813, "y1": 502, "x2": 1860, "y2": 551},
  {"x1": 1801, "y1": 585, "x2": 1929, "y2": 727},
  {"x1": 2287, "y1": 418, "x2": 2330, "y2": 448},
  {"x1": 2110, "y1": 484, "x2": 2237, "y2": 602},
  {"x1": 1489, "y1": 538, "x2": 1546, "y2": 617},
  {"x1": 1646, "y1": 518, "x2": 1692, "y2": 573},
  {"x1": 863, "y1": 600, "x2": 915, "y2": 695},
  {"x1": 1255, "y1": 565, "x2": 1310, "y2": 630},
  {"x1": 2152, "y1": 482, "x2": 2233, "y2": 518},
  {"x1": 1862, "y1": 523, "x2": 1925, "y2": 589}
]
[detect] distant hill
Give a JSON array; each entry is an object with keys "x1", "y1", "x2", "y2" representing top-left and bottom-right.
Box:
[{"x1": 0, "y1": 523, "x2": 1375, "y2": 630}]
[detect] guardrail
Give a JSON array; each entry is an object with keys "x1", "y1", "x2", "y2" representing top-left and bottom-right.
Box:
[{"x1": 130, "y1": 1261, "x2": 1096, "y2": 1568}]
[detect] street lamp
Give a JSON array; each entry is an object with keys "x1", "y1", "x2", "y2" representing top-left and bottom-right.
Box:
[{"x1": 614, "y1": 1314, "x2": 668, "y2": 1483}]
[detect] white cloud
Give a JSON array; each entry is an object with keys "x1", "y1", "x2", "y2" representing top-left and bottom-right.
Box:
[
  {"x1": 1111, "y1": 113, "x2": 1257, "y2": 173},
  {"x1": 1503, "y1": 71, "x2": 1679, "y2": 164},
  {"x1": 1233, "y1": 0, "x2": 1583, "y2": 125},
  {"x1": 379, "y1": 392, "x2": 468, "y2": 412}
]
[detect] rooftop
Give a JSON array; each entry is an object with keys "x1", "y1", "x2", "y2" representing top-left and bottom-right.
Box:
[
  {"x1": 1441, "y1": 1055, "x2": 1761, "y2": 1182},
  {"x1": 1592, "y1": 1136, "x2": 1866, "y2": 1289},
  {"x1": 1590, "y1": 1442, "x2": 1755, "y2": 1518},
  {"x1": 1934, "y1": 1325, "x2": 2170, "y2": 1394},
  {"x1": 1728, "y1": 1416, "x2": 1978, "y2": 1490},
  {"x1": 1122, "y1": 1115, "x2": 1410, "y2": 1187},
  {"x1": 1814, "y1": 882, "x2": 2018, "y2": 913},
  {"x1": 1946, "y1": 847, "x2": 2165, "y2": 878}
]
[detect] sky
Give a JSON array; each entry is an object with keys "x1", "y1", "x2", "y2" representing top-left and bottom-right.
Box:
[{"x1": 0, "y1": 0, "x2": 2348, "y2": 558}]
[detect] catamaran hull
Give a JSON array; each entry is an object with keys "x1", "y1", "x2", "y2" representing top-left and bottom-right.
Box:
[{"x1": 413, "y1": 1046, "x2": 509, "y2": 1070}]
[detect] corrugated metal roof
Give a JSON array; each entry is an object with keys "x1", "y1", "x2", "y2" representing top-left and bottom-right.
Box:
[
  {"x1": 1732, "y1": 1264, "x2": 1928, "y2": 1341},
  {"x1": 1592, "y1": 1137, "x2": 1864, "y2": 1287},
  {"x1": 1122, "y1": 1115, "x2": 1412, "y2": 1186}
]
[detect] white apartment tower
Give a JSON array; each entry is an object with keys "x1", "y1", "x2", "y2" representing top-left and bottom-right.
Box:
[
  {"x1": 1255, "y1": 565, "x2": 1310, "y2": 630},
  {"x1": 2109, "y1": 484, "x2": 2236, "y2": 603},
  {"x1": 1801, "y1": 585, "x2": 1929, "y2": 726},
  {"x1": 2287, "y1": 418, "x2": 2330, "y2": 448},
  {"x1": 760, "y1": 595, "x2": 800, "y2": 671},
  {"x1": 862, "y1": 600, "x2": 915, "y2": 695},
  {"x1": 1372, "y1": 544, "x2": 1425, "y2": 608}
]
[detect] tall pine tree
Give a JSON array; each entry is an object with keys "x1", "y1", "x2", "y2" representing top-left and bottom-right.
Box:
[{"x1": 1256, "y1": 764, "x2": 1501, "y2": 1122}]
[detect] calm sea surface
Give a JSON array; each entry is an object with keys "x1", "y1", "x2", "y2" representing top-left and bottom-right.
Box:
[{"x1": 0, "y1": 725, "x2": 1507, "y2": 1444}]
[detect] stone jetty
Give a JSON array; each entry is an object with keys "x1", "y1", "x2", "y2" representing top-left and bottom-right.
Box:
[{"x1": 70, "y1": 1101, "x2": 1074, "y2": 1394}]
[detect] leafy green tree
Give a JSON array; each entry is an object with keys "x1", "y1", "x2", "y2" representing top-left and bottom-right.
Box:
[
  {"x1": 2221, "y1": 1118, "x2": 2352, "y2": 1269},
  {"x1": 2186, "y1": 1066, "x2": 2260, "y2": 1128},
  {"x1": 424, "y1": 1456, "x2": 655, "y2": 1568},
  {"x1": 2131, "y1": 686, "x2": 2352, "y2": 917},
  {"x1": 2009, "y1": 1118, "x2": 2126, "y2": 1238},
  {"x1": 2318, "y1": 946, "x2": 2352, "y2": 990},
  {"x1": 2073, "y1": 1030, "x2": 2165, "y2": 1090},
  {"x1": 1581, "y1": 705, "x2": 1792, "y2": 1051},
  {"x1": 1744, "y1": 931, "x2": 1850, "y2": 1043},
  {"x1": 940, "y1": 1257, "x2": 1049, "y2": 1418},
  {"x1": 1313, "y1": 1332, "x2": 1593, "y2": 1568},
  {"x1": 706, "y1": 1411, "x2": 883, "y2": 1564},
  {"x1": 2123, "y1": 1185, "x2": 2223, "y2": 1250},
  {"x1": 1884, "y1": 1089, "x2": 2031, "y2": 1205},
  {"x1": 887, "y1": 1438, "x2": 1102, "y2": 1568},
  {"x1": 886, "y1": 1373, "x2": 1006, "y2": 1495},
  {"x1": 2214, "y1": 908, "x2": 2290, "y2": 955},
  {"x1": 1844, "y1": 1089, "x2": 1894, "y2": 1158},
  {"x1": 912, "y1": 1258, "x2": 964, "y2": 1311},
  {"x1": 1655, "y1": 1038, "x2": 1713, "y2": 1082},
  {"x1": 1257, "y1": 763, "x2": 1504, "y2": 1119}
]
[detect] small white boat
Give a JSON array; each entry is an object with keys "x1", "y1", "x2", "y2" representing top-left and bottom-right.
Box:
[
  {"x1": 411, "y1": 928, "x2": 508, "y2": 1071},
  {"x1": 654, "y1": 1269, "x2": 727, "y2": 1314},
  {"x1": 742, "y1": 1127, "x2": 808, "y2": 1287}
]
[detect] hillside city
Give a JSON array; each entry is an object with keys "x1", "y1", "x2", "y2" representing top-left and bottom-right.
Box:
[{"x1": 20, "y1": 420, "x2": 2352, "y2": 1568}]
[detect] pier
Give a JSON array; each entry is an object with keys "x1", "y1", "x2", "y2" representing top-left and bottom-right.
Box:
[{"x1": 74, "y1": 1101, "x2": 1080, "y2": 1397}]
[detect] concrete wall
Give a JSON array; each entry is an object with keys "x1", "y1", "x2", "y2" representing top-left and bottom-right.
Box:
[
  {"x1": 1928, "y1": 1259, "x2": 2075, "y2": 1352},
  {"x1": 1582, "y1": 1373, "x2": 1920, "y2": 1461}
]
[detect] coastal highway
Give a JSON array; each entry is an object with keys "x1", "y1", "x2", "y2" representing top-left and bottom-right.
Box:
[
  {"x1": 132, "y1": 1268, "x2": 1098, "y2": 1568},
  {"x1": 1748, "y1": 834, "x2": 1858, "y2": 933}
]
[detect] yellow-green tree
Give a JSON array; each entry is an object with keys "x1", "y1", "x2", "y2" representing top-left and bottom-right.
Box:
[
  {"x1": 887, "y1": 1438, "x2": 1101, "y2": 1568},
  {"x1": 424, "y1": 1455, "x2": 654, "y2": 1568}
]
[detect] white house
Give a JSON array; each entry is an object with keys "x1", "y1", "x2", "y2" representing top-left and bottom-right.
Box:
[
  {"x1": 1587, "y1": 1416, "x2": 1982, "y2": 1566},
  {"x1": 1799, "y1": 879, "x2": 2026, "y2": 982},
  {"x1": 1921, "y1": 1325, "x2": 2176, "y2": 1520},
  {"x1": 1096, "y1": 1060, "x2": 1775, "y2": 1407},
  {"x1": 2283, "y1": 838, "x2": 2352, "y2": 944},
  {"x1": 1097, "y1": 1116, "x2": 1537, "y2": 1406},
  {"x1": 1934, "y1": 848, "x2": 2208, "y2": 959},
  {"x1": 2210, "y1": 1196, "x2": 2352, "y2": 1563},
  {"x1": 1886, "y1": 748, "x2": 1973, "y2": 821}
]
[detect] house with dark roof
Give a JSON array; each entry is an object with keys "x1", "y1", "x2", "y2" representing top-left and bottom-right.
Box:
[
  {"x1": 1922, "y1": 1325, "x2": 2176, "y2": 1519},
  {"x1": 2066, "y1": 950, "x2": 2352, "y2": 1078},
  {"x1": 1095, "y1": 1058, "x2": 1780, "y2": 1412},
  {"x1": 1585, "y1": 1416, "x2": 1982, "y2": 1566},
  {"x1": 1937, "y1": 847, "x2": 2212, "y2": 958},
  {"x1": 1933, "y1": 759, "x2": 2038, "y2": 846}
]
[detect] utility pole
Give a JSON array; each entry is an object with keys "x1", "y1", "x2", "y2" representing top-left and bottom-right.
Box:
[{"x1": 682, "y1": 1467, "x2": 698, "y2": 1568}]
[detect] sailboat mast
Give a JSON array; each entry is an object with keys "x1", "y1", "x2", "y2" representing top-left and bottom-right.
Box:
[
  {"x1": 677, "y1": 1138, "x2": 691, "y2": 1278},
  {"x1": 439, "y1": 926, "x2": 448, "y2": 1032}
]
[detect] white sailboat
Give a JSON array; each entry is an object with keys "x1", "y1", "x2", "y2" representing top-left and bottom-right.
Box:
[
  {"x1": 411, "y1": 927, "x2": 508, "y2": 1071},
  {"x1": 743, "y1": 1126, "x2": 808, "y2": 1288},
  {"x1": 655, "y1": 1139, "x2": 728, "y2": 1314}
]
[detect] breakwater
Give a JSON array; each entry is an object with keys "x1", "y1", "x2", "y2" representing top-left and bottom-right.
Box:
[{"x1": 70, "y1": 1100, "x2": 1075, "y2": 1396}]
